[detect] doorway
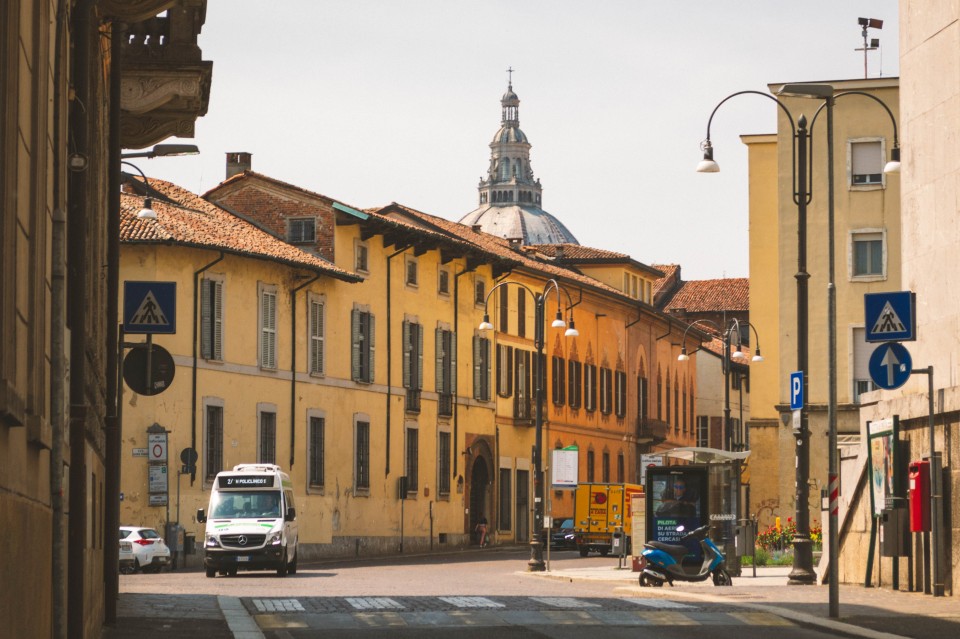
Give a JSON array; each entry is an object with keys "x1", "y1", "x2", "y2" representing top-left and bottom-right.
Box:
[{"x1": 515, "y1": 469, "x2": 529, "y2": 542}]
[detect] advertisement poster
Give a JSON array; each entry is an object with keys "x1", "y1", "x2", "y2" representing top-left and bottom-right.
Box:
[
  {"x1": 867, "y1": 418, "x2": 897, "y2": 516},
  {"x1": 646, "y1": 467, "x2": 707, "y2": 559}
]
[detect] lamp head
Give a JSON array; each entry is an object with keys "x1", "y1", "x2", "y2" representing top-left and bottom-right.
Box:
[
  {"x1": 564, "y1": 318, "x2": 579, "y2": 338},
  {"x1": 478, "y1": 314, "x2": 494, "y2": 331},
  {"x1": 677, "y1": 346, "x2": 690, "y2": 362},
  {"x1": 696, "y1": 140, "x2": 719, "y2": 173},
  {"x1": 551, "y1": 309, "x2": 566, "y2": 329},
  {"x1": 884, "y1": 146, "x2": 901, "y2": 174},
  {"x1": 137, "y1": 197, "x2": 157, "y2": 220},
  {"x1": 777, "y1": 83, "x2": 835, "y2": 100}
]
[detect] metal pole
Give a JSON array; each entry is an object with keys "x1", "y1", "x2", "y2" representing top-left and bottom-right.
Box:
[
  {"x1": 825, "y1": 96, "x2": 839, "y2": 615},
  {"x1": 529, "y1": 294, "x2": 546, "y2": 571},
  {"x1": 925, "y1": 367, "x2": 943, "y2": 596},
  {"x1": 723, "y1": 329, "x2": 731, "y2": 451},
  {"x1": 789, "y1": 114, "x2": 816, "y2": 584}
]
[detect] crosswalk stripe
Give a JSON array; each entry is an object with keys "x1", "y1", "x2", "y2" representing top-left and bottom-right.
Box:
[
  {"x1": 345, "y1": 597, "x2": 404, "y2": 610},
  {"x1": 727, "y1": 611, "x2": 796, "y2": 626},
  {"x1": 438, "y1": 596, "x2": 505, "y2": 608},
  {"x1": 252, "y1": 598, "x2": 304, "y2": 612},
  {"x1": 531, "y1": 597, "x2": 601, "y2": 608},
  {"x1": 624, "y1": 598, "x2": 695, "y2": 609}
]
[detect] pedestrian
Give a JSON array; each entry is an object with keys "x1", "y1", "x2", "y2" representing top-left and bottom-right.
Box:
[{"x1": 475, "y1": 514, "x2": 488, "y2": 547}]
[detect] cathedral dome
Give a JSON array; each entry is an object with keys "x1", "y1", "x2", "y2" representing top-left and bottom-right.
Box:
[
  {"x1": 491, "y1": 125, "x2": 528, "y2": 145},
  {"x1": 460, "y1": 205, "x2": 579, "y2": 245}
]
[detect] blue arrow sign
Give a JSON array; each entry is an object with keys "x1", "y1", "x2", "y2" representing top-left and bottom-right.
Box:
[
  {"x1": 864, "y1": 291, "x2": 916, "y2": 342},
  {"x1": 790, "y1": 371, "x2": 804, "y2": 410},
  {"x1": 868, "y1": 342, "x2": 912, "y2": 390},
  {"x1": 124, "y1": 281, "x2": 177, "y2": 334}
]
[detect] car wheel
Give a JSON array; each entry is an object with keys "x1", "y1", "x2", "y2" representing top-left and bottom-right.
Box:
[
  {"x1": 227, "y1": 568, "x2": 238, "y2": 577},
  {"x1": 287, "y1": 548, "x2": 298, "y2": 575},
  {"x1": 133, "y1": 559, "x2": 143, "y2": 573},
  {"x1": 205, "y1": 567, "x2": 216, "y2": 578},
  {"x1": 276, "y1": 549, "x2": 288, "y2": 577}
]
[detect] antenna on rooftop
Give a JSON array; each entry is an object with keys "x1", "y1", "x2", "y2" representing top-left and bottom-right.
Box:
[{"x1": 855, "y1": 17, "x2": 883, "y2": 79}]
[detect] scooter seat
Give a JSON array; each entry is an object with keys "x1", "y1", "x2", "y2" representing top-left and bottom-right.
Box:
[{"x1": 645, "y1": 540, "x2": 689, "y2": 558}]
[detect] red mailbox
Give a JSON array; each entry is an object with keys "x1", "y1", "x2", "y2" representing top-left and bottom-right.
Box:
[{"x1": 908, "y1": 460, "x2": 930, "y2": 532}]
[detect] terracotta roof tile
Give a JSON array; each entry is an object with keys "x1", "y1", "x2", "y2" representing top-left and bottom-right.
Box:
[
  {"x1": 121, "y1": 177, "x2": 360, "y2": 282},
  {"x1": 662, "y1": 278, "x2": 749, "y2": 313}
]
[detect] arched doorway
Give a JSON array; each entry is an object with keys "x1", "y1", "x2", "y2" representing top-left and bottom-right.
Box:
[{"x1": 469, "y1": 456, "x2": 490, "y2": 545}]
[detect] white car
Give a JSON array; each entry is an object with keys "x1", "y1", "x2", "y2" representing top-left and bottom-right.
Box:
[{"x1": 119, "y1": 526, "x2": 171, "y2": 573}]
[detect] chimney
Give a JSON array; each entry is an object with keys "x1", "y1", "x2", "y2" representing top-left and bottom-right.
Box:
[
  {"x1": 226, "y1": 152, "x2": 252, "y2": 179},
  {"x1": 472, "y1": 225, "x2": 483, "y2": 234}
]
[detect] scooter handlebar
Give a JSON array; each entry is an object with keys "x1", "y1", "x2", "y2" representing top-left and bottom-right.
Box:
[{"x1": 680, "y1": 524, "x2": 710, "y2": 541}]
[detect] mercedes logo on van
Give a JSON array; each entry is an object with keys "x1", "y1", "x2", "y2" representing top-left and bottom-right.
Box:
[{"x1": 238, "y1": 535, "x2": 248, "y2": 546}]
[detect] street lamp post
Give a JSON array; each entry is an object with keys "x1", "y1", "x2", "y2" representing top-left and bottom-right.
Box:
[
  {"x1": 677, "y1": 319, "x2": 764, "y2": 452},
  {"x1": 479, "y1": 279, "x2": 578, "y2": 571}
]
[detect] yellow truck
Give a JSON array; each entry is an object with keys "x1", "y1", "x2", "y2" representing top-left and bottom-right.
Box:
[{"x1": 573, "y1": 482, "x2": 644, "y2": 556}]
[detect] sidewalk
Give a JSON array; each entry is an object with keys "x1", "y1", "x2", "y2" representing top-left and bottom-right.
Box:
[{"x1": 530, "y1": 564, "x2": 960, "y2": 639}]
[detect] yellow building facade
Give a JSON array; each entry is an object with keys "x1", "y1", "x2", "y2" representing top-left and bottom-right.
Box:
[{"x1": 746, "y1": 78, "x2": 901, "y2": 529}]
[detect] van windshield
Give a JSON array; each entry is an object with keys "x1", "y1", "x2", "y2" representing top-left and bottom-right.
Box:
[{"x1": 210, "y1": 490, "x2": 282, "y2": 519}]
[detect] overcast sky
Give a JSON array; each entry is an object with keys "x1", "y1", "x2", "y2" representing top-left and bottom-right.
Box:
[{"x1": 140, "y1": 1, "x2": 900, "y2": 281}]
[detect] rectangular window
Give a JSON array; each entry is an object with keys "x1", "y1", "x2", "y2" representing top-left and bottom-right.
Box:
[
  {"x1": 438, "y1": 268, "x2": 450, "y2": 296},
  {"x1": 288, "y1": 217, "x2": 316, "y2": 243},
  {"x1": 436, "y1": 328, "x2": 456, "y2": 416},
  {"x1": 473, "y1": 335, "x2": 491, "y2": 401},
  {"x1": 355, "y1": 420, "x2": 370, "y2": 491},
  {"x1": 602, "y1": 452, "x2": 610, "y2": 483},
  {"x1": 355, "y1": 242, "x2": 369, "y2": 272},
  {"x1": 853, "y1": 232, "x2": 884, "y2": 277},
  {"x1": 551, "y1": 356, "x2": 566, "y2": 405},
  {"x1": 517, "y1": 289, "x2": 526, "y2": 338},
  {"x1": 405, "y1": 257, "x2": 418, "y2": 286},
  {"x1": 259, "y1": 410, "x2": 276, "y2": 464},
  {"x1": 637, "y1": 376, "x2": 648, "y2": 434},
  {"x1": 498, "y1": 468, "x2": 512, "y2": 530},
  {"x1": 617, "y1": 453, "x2": 624, "y2": 483},
  {"x1": 615, "y1": 370, "x2": 627, "y2": 418},
  {"x1": 497, "y1": 344, "x2": 513, "y2": 397},
  {"x1": 696, "y1": 415, "x2": 709, "y2": 448},
  {"x1": 351, "y1": 308, "x2": 375, "y2": 383},
  {"x1": 308, "y1": 415, "x2": 325, "y2": 489},
  {"x1": 438, "y1": 431, "x2": 451, "y2": 496},
  {"x1": 405, "y1": 427, "x2": 419, "y2": 493},
  {"x1": 851, "y1": 139, "x2": 883, "y2": 185},
  {"x1": 200, "y1": 278, "x2": 223, "y2": 360},
  {"x1": 499, "y1": 285, "x2": 509, "y2": 332},
  {"x1": 475, "y1": 277, "x2": 486, "y2": 306},
  {"x1": 309, "y1": 297, "x2": 325, "y2": 375},
  {"x1": 204, "y1": 403, "x2": 223, "y2": 482},
  {"x1": 403, "y1": 320, "x2": 423, "y2": 412},
  {"x1": 587, "y1": 450, "x2": 595, "y2": 483},
  {"x1": 585, "y1": 364, "x2": 598, "y2": 412},
  {"x1": 259, "y1": 286, "x2": 277, "y2": 369},
  {"x1": 515, "y1": 349, "x2": 532, "y2": 420},
  {"x1": 568, "y1": 360, "x2": 582, "y2": 409},
  {"x1": 599, "y1": 367, "x2": 613, "y2": 414}
]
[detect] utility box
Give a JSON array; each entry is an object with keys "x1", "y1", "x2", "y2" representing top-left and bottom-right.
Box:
[
  {"x1": 165, "y1": 522, "x2": 184, "y2": 553},
  {"x1": 611, "y1": 526, "x2": 626, "y2": 557},
  {"x1": 880, "y1": 506, "x2": 909, "y2": 557},
  {"x1": 735, "y1": 519, "x2": 756, "y2": 557}
]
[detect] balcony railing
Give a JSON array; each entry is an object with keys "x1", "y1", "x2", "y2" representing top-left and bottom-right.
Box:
[
  {"x1": 438, "y1": 393, "x2": 453, "y2": 417},
  {"x1": 405, "y1": 389, "x2": 421, "y2": 414}
]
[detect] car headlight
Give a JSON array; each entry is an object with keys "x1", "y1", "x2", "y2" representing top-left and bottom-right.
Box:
[
  {"x1": 268, "y1": 531, "x2": 283, "y2": 546},
  {"x1": 205, "y1": 536, "x2": 221, "y2": 548}
]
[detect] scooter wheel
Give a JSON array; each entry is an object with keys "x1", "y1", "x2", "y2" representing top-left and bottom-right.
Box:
[
  {"x1": 639, "y1": 573, "x2": 664, "y2": 588},
  {"x1": 712, "y1": 569, "x2": 733, "y2": 586}
]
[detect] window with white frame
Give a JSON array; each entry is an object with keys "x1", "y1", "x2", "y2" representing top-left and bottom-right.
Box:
[
  {"x1": 203, "y1": 399, "x2": 224, "y2": 483},
  {"x1": 309, "y1": 294, "x2": 325, "y2": 375},
  {"x1": 696, "y1": 415, "x2": 709, "y2": 448},
  {"x1": 849, "y1": 139, "x2": 884, "y2": 186},
  {"x1": 851, "y1": 230, "x2": 885, "y2": 279},
  {"x1": 200, "y1": 276, "x2": 223, "y2": 361},
  {"x1": 258, "y1": 404, "x2": 276, "y2": 464},
  {"x1": 852, "y1": 327, "x2": 877, "y2": 403},
  {"x1": 308, "y1": 413, "x2": 325, "y2": 490},
  {"x1": 475, "y1": 277, "x2": 486, "y2": 306},
  {"x1": 287, "y1": 217, "x2": 316, "y2": 244},
  {"x1": 259, "y1": 284, "x2": 277, "y2": 370}
]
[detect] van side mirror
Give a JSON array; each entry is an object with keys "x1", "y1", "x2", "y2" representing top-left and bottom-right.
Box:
[
  {"x1": 285, "y1": 507, "x2": 296, "y2": 522},
  {"x1": 197, "y1": 508, "x2": 207, "y2": 524}
]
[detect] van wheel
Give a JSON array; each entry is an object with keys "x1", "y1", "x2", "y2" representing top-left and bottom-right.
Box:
[
  {"x1": 287, "y1": 549, "x2": 298, "y2": 575},
  {"x1": 276, "y1": 549, "x2": 288, "y2": 577},
  {"x1": 599, "y1": 548, "x2": 610, "y2": 557},
  {"x1": 205, "y1": 568, "x2": 216, "y2": 578},
  {"x1": 578, "y1": 547, "x2": 589, "y2": 557}
]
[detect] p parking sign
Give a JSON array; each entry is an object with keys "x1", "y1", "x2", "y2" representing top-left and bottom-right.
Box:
[{"x1": 790, "y1": 371, "x2": 804, "y2": 411}]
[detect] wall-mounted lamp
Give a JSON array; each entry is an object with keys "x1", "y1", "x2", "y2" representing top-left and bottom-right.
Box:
[{"x1": 121, "y1": 143, "x2": 199, "y2": 160}]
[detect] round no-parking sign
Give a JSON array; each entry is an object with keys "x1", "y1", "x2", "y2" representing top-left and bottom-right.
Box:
[{"x1": 148, "y1": 433, "x2": 167, "y2": 462}]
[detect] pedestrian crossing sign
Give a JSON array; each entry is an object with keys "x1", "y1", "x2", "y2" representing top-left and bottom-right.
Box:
[
  {"x1": 124, "y1": 281, "x2": 177, "y2": 334},
  {"x1": 864, "y1": 291, "x2": 915, "y2": 343}
]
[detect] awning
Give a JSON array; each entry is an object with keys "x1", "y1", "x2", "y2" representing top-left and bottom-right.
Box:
[{"x1": 661, "y1": 447, "x2": 750, "y2": 464}]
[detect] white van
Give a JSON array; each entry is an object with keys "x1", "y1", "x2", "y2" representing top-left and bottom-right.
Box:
[{"x1": 197, "y1": 463, "x2": 299, "y2": 577}]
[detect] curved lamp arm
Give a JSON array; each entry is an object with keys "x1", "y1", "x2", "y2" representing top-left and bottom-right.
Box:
[
  {"x1": 120, "y1": 161, "x2": 157, "y2": 220},
  {"x1": 808, "y1": 90, "x2": 901, "y2": 173},
  {"x1": 478, "y1": 279, "x2": 579, "y2": 337}
]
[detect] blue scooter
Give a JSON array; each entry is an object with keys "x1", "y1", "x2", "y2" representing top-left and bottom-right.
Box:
[{"x1": 638, "y1": 524, "x2": 732, "y2": 587}]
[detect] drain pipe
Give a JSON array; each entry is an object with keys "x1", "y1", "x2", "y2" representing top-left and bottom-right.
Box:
[
  {"x1": 191, "y1": 253, "x2": 225, "y2": 484},
  {"x1": 452, "y1": 266, "x2": 476, "y2": 479},
  {"x1": 290, "y1": 274, "x2": 319, "y2": 470}
]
